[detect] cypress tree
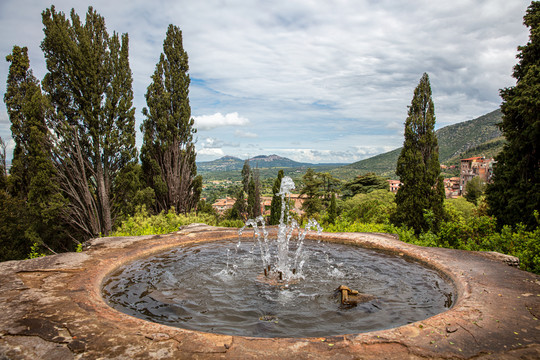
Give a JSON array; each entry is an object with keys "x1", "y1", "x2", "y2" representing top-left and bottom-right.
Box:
[
  {"x1": 140, "y1": 24, "x2": 199, "y2": 214},
  {"x1": 301, "y1": 168, "x2": 323, "y2": 217},
  {"x1": 41, "y1": 6, "x2": 137, "y2": 238},
  {"x1": 392, "y1": 73, "x2": 445, "y2": 234},
  {"x1": 4, "y1": 45, "x2": 68, "y2": 253},
  {"x1": 486, "y1": 2, "x2": 540, "y2": 230},
  {"x1": 328, "y1": 192, "x2": 337, "y2": 225},
  {"x1": 269, "y1": 170, "x2": 284, "y2": 225},
  {"x1": 0, "y1": 137, "x2": 6, "y2": 190},
  {"x1": 230, "y1": 188, "x2": 246, "y2": 221},
  {"x1": 247, "y1": 175, "x2": 256, "y2": 218},
  {"x1": 241, "y1": 160, "x2": 251, "y2": 193}
]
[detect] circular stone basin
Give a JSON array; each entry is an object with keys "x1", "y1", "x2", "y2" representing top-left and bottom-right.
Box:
[{"x1": 102, "y1": 239, "x2": 454, "y2": 338}]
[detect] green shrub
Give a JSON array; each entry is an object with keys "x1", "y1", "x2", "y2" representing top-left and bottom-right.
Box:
[
  {"x1": 341, "y1": 190, "x2": 396, "y2": 224},
  {"x1": 218, "y1": 219, "x2": 245, "y2": 228},
  {"x1": 27, "y1": 242, "x2": 46, "y2": 259},
  {"x1": 437, "y1": 215, "x2": 498, "y2": 250},
  {"x1": 111, "y1": 206, "x2": 218, "y2": 236}
]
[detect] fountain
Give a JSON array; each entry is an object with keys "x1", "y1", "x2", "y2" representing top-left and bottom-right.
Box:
[
  {"x1": 1, "y1": 210, "x2": 538, "y2": 358},
  {"x1": 237, "y1": 176, "x2": 322, "y2": 283},
  {"x1": 101, "y1": 177, "x2": 454, "y2": 338}
]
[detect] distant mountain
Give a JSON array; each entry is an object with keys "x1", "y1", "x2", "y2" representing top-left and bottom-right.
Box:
[
  {"x1": 197, "y1": 154, "x2": 348, "y2": 173},
  {"x1": 335, "y1": 109, "x2": 504, "y2": 178},
  {"x1": 436, "y1": 109, "x2": 503, "y2": 161},
  {"x1": 197, "y1": 156, "x2": 244, "y2": 172}
]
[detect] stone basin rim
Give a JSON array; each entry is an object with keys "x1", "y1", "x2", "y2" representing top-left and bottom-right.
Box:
[
  {"x1": 99, "y1": 228, "x2": 459, "y2": 338},
  {"x1": 1, "y1": 223, "x2": 539, "y2": 359}
]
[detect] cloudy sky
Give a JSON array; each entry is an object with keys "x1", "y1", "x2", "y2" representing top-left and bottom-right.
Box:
[{"x1": 0, "y1": 0, "x2": 531, "y2": 163}]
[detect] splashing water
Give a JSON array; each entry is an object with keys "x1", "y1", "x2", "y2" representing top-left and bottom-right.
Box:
[{"x1": 239, "y1": 176, "x2": 323, "y2": 281}]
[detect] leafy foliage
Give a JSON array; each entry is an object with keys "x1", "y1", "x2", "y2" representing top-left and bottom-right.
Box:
[
  {"x1": 110, "y1": 206, "x2": 240, "y2": 237},
  {"x1": 486, "y1": 2, "x2": 540, "y2": 230},
  {"x1": 341, "y1": 189, "x2": 396, "y2": 224},
  {"x1": 464, "y1": 176, "x2": 485, "y2": 205}
]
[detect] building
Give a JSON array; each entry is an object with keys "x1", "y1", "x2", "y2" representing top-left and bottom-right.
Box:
[
  {"x1": 460, "y1": 157, "x2": 495, "y2": 195},
  {"x1": 212, "y1": 197, "x2": 236, "y2": 214},
  {"x1": 387, "y1": 180, "x2": 402, "y2": 194},
  {"x1": 444, "y1": 177, "x2": 461, "y2": 198},
  {"x1": 261, "y1": 196, "x2": 272, "y2": 216}
]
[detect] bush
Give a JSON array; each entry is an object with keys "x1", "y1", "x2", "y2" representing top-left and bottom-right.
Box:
[
  {"x1": 437, "y1": 215, "x2": 498, "y2": 250},
  {"x1": 322, "y1": 214, "x2": 540, "y2": 275},
  {"x1": 445, "y1": 197, "x2": 476, "y2": 221},
  {"x1": 217, "y1": 219, "x2": 245, "y2": 228},
  {"x1": 111, "y1": 206, "x2": 221, "y2": 236},
  {"x1": 341, "y1": 190, "x2": 396, "y2": 224}
]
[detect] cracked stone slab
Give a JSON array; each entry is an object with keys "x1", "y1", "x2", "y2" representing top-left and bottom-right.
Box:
[{"x1": 0, "y1": 225, "x2": 539, "y2": 359}]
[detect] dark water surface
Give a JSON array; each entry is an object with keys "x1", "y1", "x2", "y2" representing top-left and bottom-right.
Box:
[{"x1": 102, "y1": 240, "x2": 454, "y2": 337}]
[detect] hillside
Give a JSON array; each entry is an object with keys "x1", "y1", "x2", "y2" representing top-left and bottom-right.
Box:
[
  {"x1": 335, "y1": 109, "x2": 503, "y2": 179},
  {"x1": 197, "y1": 154, "x2": 347, "y2": 174}
]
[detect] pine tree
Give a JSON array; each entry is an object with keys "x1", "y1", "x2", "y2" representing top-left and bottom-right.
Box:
[
  {"x1": 4, "y1": 45, "x2": 68, "y2": 253},
  {"x1": 392, "y1": 73, "x2": 445, "y2": 234},
  {"x1": 269, "y1": 170, "x2": 284, "y2": 225},
  {"x1": 342, "y1": 172, "x2": 389, "y2": 199},
  {"x1": 41, "y1": 6, "x2": 137, "y2": 238},
  {"x1": 486, "y1": 2, "x2": 540, "y2": 230},
  {"x1": 140, "y1": 24, "x2": 199, "y2": 214}
]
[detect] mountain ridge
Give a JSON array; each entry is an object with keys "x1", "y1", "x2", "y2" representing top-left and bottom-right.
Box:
[
  {"x1": 333, "y1": 108, "x2": 504, "y2": 178},
  {"x1": 198, "y1": 109, "x2": 505, "y2": 180},
  {"x1": 197, "y1": 154, "x2": 348, "y2": 173}
]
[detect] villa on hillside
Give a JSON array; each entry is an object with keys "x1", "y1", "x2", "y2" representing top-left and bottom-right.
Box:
[
  {"x1": 387, "y1": 179, "x2": 402, "y2": 194},
  {"x1": 212, "y1": 197, "x2": 236, "y2": 214},
  {"x1": 460, "y1": 157, "x2": 495, "y2": 195},
  {"x1": 444, "y1": 177, "x2": 461, "y2": 198},
  {"x1": 212, "y1": 194, "x2": 307, "y2": 218}
]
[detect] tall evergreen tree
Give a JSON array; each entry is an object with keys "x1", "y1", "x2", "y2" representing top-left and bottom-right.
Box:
[
  {"x1": 41, "y1": 6, "x2": 137, "y2": 238},
  {"x1": 328, "y1": 192, "x2": 337, "y2": 225},
  {"x1": 241, "y1": 160, "x2": 251, "y2": 193},
  {"x1": 140, "y1": 24, "x2": 199, "y2": 214},
  {"x1": 391, "y1": 73, "x2": 445, "y2": 234},
  {"x1": 486, "y1": 2, "x2": 540, "y2": 230},
  {"x1": 247, "y1": 176, "x2": 256, "y2": 218},
  {"x1": 229, "y1": 188, "x2": 246, "y2": 221},
  {"x1": 0, "y1": 137, "x2": 6, "y2": 190},
  {"x1": 4, "y1": 45, "x2": 68, "y2": 253},
  {"x1": 301, "y1": 168, "x2": 323, "y2": 217},
  {"x1": 269, "y1": 170, "x2": 284, "y2": 225},
  {"x1": 253, "y1": 167, "x2": 261, "y2": 217},
  {"x1": 246, "y1": 168, "x2": 261, "y2": 219}
]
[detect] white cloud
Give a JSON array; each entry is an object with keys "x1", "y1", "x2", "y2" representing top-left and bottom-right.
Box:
[
  {"x1": 234, "y1": 130, "x2": 258, "y2": 138},
  {"x1": 193, "y1": 112, "x2": 250, "y2": 131},
  {"x1": 197, "y1": 148, "x2": 224, "y2": 157},
  {"x1": 0, "y1": 0, "x2": 531, "y2": 163}
]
